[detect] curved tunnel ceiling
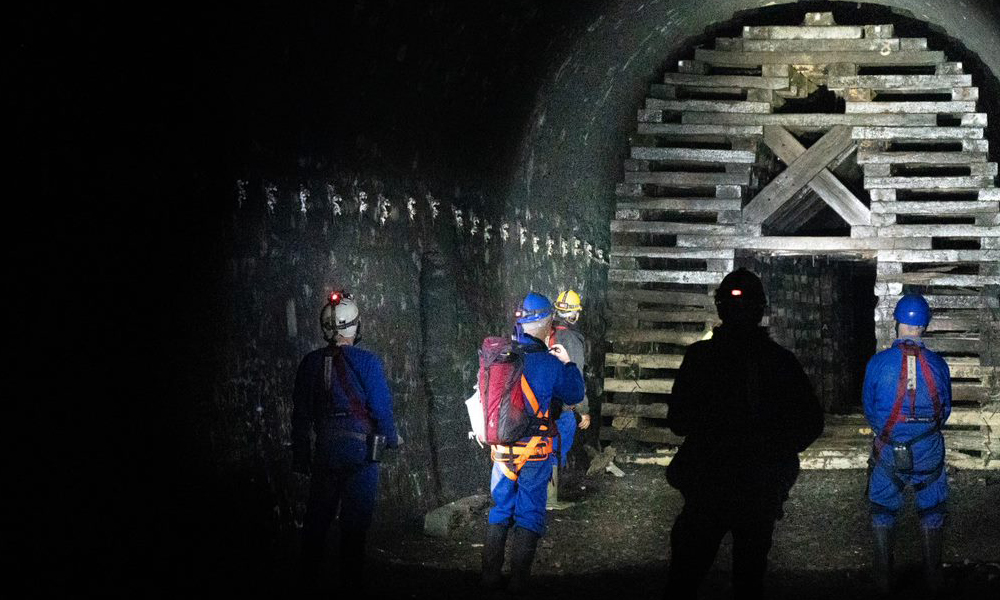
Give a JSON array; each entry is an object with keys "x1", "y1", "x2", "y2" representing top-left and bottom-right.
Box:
[{"x1": 505, "y1": 0, "x2": 1000, "y2": 247}]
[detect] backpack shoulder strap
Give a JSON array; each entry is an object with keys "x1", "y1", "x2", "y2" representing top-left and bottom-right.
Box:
[{"x1": 520, "y1": 375, "x2": 543, "y2": 418}]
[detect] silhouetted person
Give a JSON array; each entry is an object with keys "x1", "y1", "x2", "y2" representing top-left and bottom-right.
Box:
[
  {"x1": 292, "y1": 291, "x2": 399, "y2": 594},
  {"x1": 665, "y1": 269, "x2": 824, "y2": 600},
  {"x1": 864, "y1": 294, "x2": 951, "y2": 595}
]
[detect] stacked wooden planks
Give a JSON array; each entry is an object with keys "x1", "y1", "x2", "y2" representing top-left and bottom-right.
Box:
[
  {"x1": 620, "y1": 408, "x2": 1000, "y2": 470},
  {"x1": 603, "y1": 12, "x2": 999, "y2": 467}
]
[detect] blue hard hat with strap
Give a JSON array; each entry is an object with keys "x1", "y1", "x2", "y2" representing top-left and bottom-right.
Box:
[
  {"x1": 893, "y1": 294, "x2": 931, "y2": 327},
  {"x1": 515, "y1": 292, "x2": 553, "y2": 324}
]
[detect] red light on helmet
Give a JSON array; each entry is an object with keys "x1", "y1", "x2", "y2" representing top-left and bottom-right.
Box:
[
  {"x1": 731, "y1": 289, "x2": 743, "y2": 296},
  {"x1": 330, "y1": 292, "x2": 342, "y2": 304}
]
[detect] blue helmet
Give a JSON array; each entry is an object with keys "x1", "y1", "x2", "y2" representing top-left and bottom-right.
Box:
[
  {"x1": 515, "y1": 292, "x2": 553, "y2": 324},
  {"x1": 893, "y1": 294, "x2": 931, "y2": 327}
]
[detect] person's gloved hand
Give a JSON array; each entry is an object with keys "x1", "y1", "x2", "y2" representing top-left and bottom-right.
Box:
[{"x1": 578, "y1": 414, "x2": 591, "y2": 430}]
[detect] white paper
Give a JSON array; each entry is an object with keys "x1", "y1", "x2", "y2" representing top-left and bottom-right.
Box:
[{"x1": 465, "y1": 389, "x2": 485, "y2": 446}]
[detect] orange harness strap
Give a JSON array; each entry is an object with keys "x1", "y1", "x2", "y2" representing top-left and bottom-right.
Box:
[{"x1": 491, "y1": 376, "x2": 551, "y2": 481}]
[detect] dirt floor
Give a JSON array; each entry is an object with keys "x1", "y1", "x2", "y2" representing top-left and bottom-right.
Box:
[
  {"x1": 225, "y1": 460, "x2": 1000, "y2": 599},
  {"x1": 337, "y1": 464, "x2": 1000, "y2": 600}
]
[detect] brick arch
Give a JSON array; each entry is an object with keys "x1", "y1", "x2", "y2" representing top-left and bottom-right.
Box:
[{"x1": 604, "y1": 11, "x2": 999, "y2": 468}]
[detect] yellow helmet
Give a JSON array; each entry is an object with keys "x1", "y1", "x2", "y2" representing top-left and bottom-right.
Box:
[{"x1": 554, "y1": 290, "x2": 582, "y2": 315}]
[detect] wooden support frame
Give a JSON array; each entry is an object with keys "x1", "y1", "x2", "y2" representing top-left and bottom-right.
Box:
[
  {"x1": 606, "y1": 12, "x2": 999, "y2": 464},
  {"x1": 743, "y1": 125, "x2": 871, "y2": 226}
]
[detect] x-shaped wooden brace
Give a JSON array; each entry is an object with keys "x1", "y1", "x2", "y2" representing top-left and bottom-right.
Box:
[{"x1": 743, "y1": 125, "x2": 871, "y2": 226}]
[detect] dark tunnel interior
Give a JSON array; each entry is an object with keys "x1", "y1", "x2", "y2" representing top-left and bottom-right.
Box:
[{"x1": 20, "y1": 1, "x2": 1000, "y2": 597}]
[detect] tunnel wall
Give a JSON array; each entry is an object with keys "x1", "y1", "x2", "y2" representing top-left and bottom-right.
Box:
[
  {"x1": 217, "y1": 169, "x2": 519, "y2": 527},
  {"x1": 217, "y1": 175, "x2": 615, "y2": 528},
  {"x1": 198, "y1": 1, "x2": 594, "y2": 534}
]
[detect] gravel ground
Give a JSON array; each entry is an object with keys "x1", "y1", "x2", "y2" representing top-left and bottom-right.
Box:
[{"x1": 343, "y1": 465, "x2": 1000, "y2": 599}]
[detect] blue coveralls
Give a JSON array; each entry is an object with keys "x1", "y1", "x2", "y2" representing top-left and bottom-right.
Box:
[
  {"x1": 863, "y1": 338, "x2": 951, "y2": 528},
  {"x1": 291, "y1": 344, "x2": 399, "y2": 577},
  {"x1": 549, "y1": 323, "x2": 588, "y2": 464},
  {"x1": 488, "y1": 335, "x2": 584, "y2": 535},
  {"x1": 555, "y1": 411, "x2": 576, "y2": 464}
]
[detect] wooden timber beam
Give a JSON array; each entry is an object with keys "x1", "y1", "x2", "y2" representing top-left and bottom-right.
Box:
[
  {"x1": 852, "y1": 127, "x2": 983, "y2": 140},
  {"x1": 675, "y1": 234, "x2": 929, "y2": 252},
  {"x1": 738, "y1": 38, "x2": 905, "y2": 52},
  {"x1": 605, "y1": 353, "x2": 685, "y2": 369},
  {"x1": 603, "y1": 403, "x2": 670, "y2": 418},
  {"x1": 610, "y1": 246, "x2": 735, "y2": 259},
  {"x1": 606, "y1": 289, "x2": 715, "y2": 308},
  {"x1": 694, "y1": 49, "x2": 945, "y2": 66},
  {"x1": 604, "y1": 378, "x2": 675, "y2": 394},
  {"x1": 827, "y1": 74, "x2": 971, "y2": 91},
  {"x1": 743, "y1": 125, "x2": 870, "y2": 226},
  {"x1": 661, "y1": 73, "x2": 791, "y2": 89},
  {"x1": 613, "y1": 309, "x2": 719, "y2": 324},
  {"x1": 766, "y1": 125, "x2": 870, "y2": 226},
  {"x1": 846, "y1": 101, "x2": 976, "y2": 114},
  {"x1": 608, "y1": 269, "x2": 724, "y2": 284},
  {"x1": 636, "y1": 123, "x2": 764, "y2": 137},
  {"x1": 742, "y1": 25, "x2": 863, "y2": 39},
  {"x1": 769, "y1": 140, "x2": 858, "y2": 231},
  {"x1": 614, "y1": 198, "x2": 743, "y2": 212},
  {"x1": 630, "y1": 147, "x2": 757, "y2": 163},
  {"x1": 743, "y1": 125, "x2": 845, "y2": 224},
  {"x1": 606, "y1": 330, "x2": 706, "y2": 345},
  {"x1": 682, "y1": 113, "x2": 935, "y2": 127}
]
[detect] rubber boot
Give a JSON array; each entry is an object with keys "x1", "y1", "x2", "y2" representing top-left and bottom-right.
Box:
[
  {"x1": 508, "y1": 526, "x2": 540, "y2": 593},
  {"x1": 872, "y1": 525, "x2": 894, "y2": 595},
  {"x1": 481, "y1": 523, "x2": 510, "y2": 589},
  {"x1": 920, "y1": 526, "x2": 944, "y2": 594}
]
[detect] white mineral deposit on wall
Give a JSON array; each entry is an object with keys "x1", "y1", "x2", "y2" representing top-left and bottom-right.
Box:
[
  {"x1": 426, "y1": 193, "x2": 439, "y2": 220},
  {"x1": 296, "y1": 188, "x2": 307, "y2": 214}
]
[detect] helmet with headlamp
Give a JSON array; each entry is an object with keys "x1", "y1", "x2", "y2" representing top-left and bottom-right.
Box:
[{"x1": 320, "y1": 290, "x2": 360, "y2": 342}]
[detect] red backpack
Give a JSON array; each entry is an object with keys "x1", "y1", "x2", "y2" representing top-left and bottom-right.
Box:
[{"x1": 478, "y1": 337, "x2": 534, "y2": 445}]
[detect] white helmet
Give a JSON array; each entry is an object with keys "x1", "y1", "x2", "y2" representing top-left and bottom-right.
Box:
[{"x1": 320, "y1": 291, "x2": 360, "y2": 342}]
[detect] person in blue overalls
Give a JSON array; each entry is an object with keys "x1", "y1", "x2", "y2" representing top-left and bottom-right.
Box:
[
  {"x1": 291, "y1": 291, "x2": 400, "y2": 592},
  {"x1": 481, "y1": 292, "x2": 585, "y2": 592},
  {"x1": 546, "y1": 289, "x2": 591, "y2": 506},
  {"x1": 864, "y1": 293, "x2": 951, "y2": 594}
]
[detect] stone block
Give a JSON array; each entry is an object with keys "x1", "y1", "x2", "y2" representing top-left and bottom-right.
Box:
[{"x1": 423, "y1": 494, "x2": 490, "y2": 538}]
